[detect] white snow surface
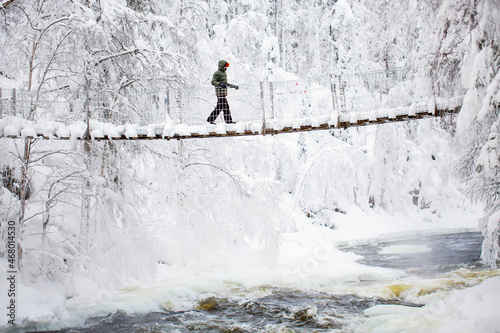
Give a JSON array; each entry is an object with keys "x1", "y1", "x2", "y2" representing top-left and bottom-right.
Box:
[{"x1": 364, "y1": 276, "x2": 500, "y2": 333}]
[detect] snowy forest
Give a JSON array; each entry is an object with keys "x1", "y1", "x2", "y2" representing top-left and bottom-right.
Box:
[{"x1": 0, "y1": 0, "x2": 499, "y2": 331}]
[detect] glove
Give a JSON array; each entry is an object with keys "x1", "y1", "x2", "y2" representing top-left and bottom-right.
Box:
[
  {"x1": 235, "y1": 85, "x2": 239, "y2": 90},
  {"x1": 219, "y1": 83, "x2": 227, "y2": 88}
]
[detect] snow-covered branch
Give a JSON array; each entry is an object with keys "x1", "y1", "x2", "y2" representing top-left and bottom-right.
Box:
[
  {"x1": 94, "y1": 49, "x2": 141, "y2": 66},
  {"x1": 0, "y1": 0, "x2": 15, "y2": 9}
]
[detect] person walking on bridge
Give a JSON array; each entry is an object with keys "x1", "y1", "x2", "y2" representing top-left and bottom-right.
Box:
[{"x1": 207, "y1": 60, "x2": 239, "y2": 124}]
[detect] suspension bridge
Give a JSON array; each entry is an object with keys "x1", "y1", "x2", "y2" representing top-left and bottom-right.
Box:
[{"x1": 0, "y1": 67, "x2": 463, "y2": 141}]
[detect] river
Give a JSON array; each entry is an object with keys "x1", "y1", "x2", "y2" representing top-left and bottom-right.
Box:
[{"x1": 21, "y1": 231, "x2": 499, "y2": 333}]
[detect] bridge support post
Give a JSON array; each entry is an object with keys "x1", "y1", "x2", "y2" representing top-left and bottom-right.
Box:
[
  {"x1": 269, "y1": 82, "x2": 275, "y2": 121},
  {"x1": 83, "y1": 97, "x2": 90, "y2": 140},
  {"x1": 11, "y1": 88, "x2": 16, "y2": 116},
  {"x1": 330, "y1": 74, "x2": 340, "y2": 128},
  {"x1": 83, "y1": 66, "x2": 91, "y2": 140},
  {"x1": 329, "y1": 74, "x2": 337, "y2": 112},
  {"x1": 260, "y1": 82, "x2": 266, "y2": 136},
  {"x1": 338, "y1": 75, "x2": 346, "y2": 113},
  {"x1": 176, "y1": 91, "x2": 183, "y2": 124},
  {"x1": 166, "y1": 88, "x2": 171, "y2": 120}
]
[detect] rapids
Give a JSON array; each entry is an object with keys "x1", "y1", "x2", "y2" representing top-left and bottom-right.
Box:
[{"x1": 23, "y1": 232, "x2": 499, "y2": 333}]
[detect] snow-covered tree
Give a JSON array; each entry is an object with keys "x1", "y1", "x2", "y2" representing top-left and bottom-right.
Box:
[{"x1": 437, "y1": 0, "x2": 500, "y2": 267}]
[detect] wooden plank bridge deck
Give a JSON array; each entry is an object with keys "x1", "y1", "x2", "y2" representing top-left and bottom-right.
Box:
[{"x1": 0, "y1": 99, "x2": 461, "y2": 141}]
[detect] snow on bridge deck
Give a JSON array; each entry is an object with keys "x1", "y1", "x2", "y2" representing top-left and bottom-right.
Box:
[{"x1": 0, "y1": 97, "x2": 461, "y2": 141}]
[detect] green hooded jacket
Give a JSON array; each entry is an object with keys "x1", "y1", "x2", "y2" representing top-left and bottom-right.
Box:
[{"x1": 211, "y1": 60, "x2": 236, "y2": 97}]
